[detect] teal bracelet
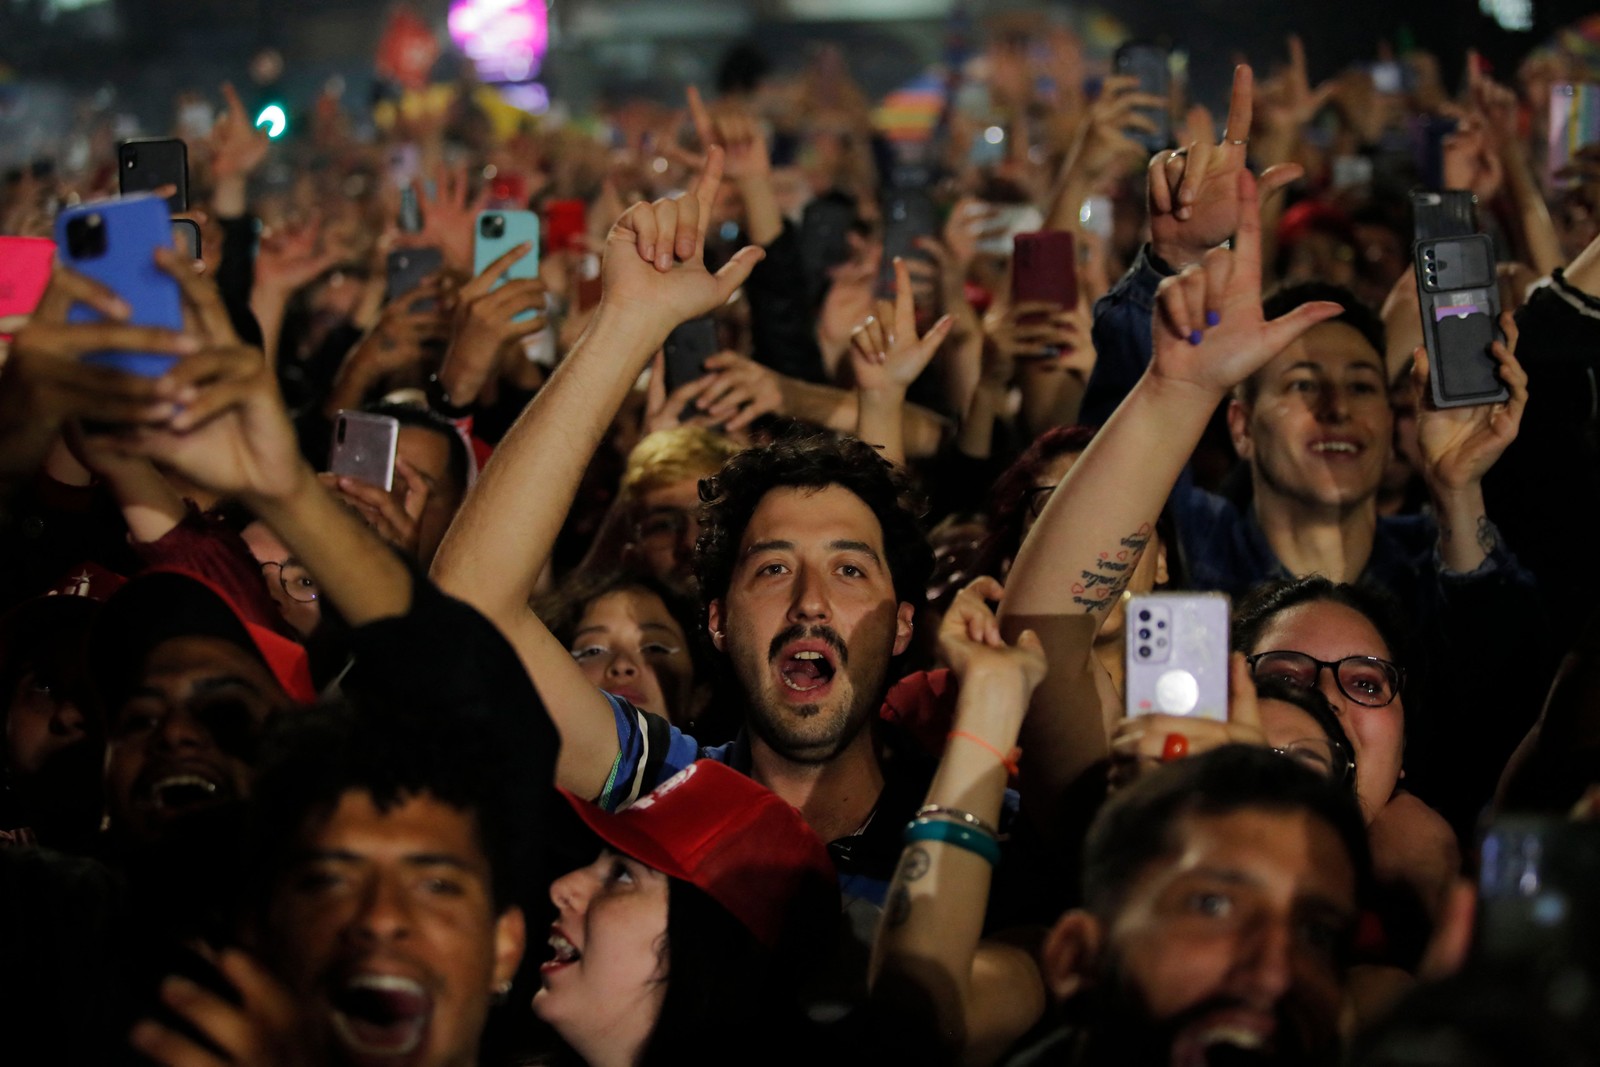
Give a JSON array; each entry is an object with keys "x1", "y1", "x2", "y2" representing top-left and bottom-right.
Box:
[{"x1": 903, "y1": 816, "x2": 1001, "y2": 866}]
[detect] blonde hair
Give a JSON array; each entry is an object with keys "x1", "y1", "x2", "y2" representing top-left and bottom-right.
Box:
[{"x1": 622, "y1": 427, "x2": 741, "y2": 499}]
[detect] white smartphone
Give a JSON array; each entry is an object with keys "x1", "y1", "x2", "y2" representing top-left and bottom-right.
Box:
[
  {"x1": 329, "y1": 411, "x2": 400, "y2": 492},
  {"x1": 1125, "y1": 593, "x2": 1231, "y2": 721}
]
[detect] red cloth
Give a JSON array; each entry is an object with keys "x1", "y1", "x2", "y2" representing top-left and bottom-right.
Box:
[
  {"x1": 880, "y1": 668, "x2": 958, "y2": 758},
  {"x1": 131, "y1": 504, "x2": 295, "y2": 640}
]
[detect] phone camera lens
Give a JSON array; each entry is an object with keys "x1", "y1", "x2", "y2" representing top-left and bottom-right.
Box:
[
  {"x1": 481, "y1": 215, "x2": 506, "y2": 239},
  {"x1": 1138, "y1": 645, "x2": 1151, "y2": 658},
  {"x1": 123, "y1": 156, "x2": 136, "y2": 169},
  {"x1": 1156, "y1": 637, "x2": 1167, "y2": 648},
  {"x1": 1138, "y1": 628, "x2": 1151, "y2": 640},
  {"x1": 1156, "y1": 620, "x2": 1166, "y2": 629},
  {"x1": 1138, "y1": 609, "x2": 1151, "y2": 622}
]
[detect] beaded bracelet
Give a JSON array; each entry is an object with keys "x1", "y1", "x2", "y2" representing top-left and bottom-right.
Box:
[
  {"x1": 914, "y1": 804, "x2": 999, "y2": 839},
  {"x1": 903, "y1": 816, "x2": 1002, "y2": 866}
]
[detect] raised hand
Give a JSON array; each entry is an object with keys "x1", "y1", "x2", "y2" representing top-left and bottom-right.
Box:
[
  {"x1": 253, "y1": 217, "x2": 341, "y2": 299},
  {"x1": 1109, "y1": 654, "x2": 1266, "y2": 787},
  {"x1": 1253, "y1": 36, "x2": 1336, "y2": 151},
  {"x1": 1411, "y1": 312, "x2": 1528, "y2": 495},
  {"x1": 686, "y1": 85, "x2": 771, "y2": 183},
  {"x1": 0, "y1": 268, "x2": 199, "y2": 434},
  {"x1": 984, "y1": 300, "x2": 1082, "y2": 365},
  {"x1": 131, "y1": 948, "x2": 312, "y2": 1067},
  {"x1": 407, "y1": 163, "x2": 485, "y2": 272},
  {"x1": 320, "y1": 457, "x2": 432, "y2": 560},
  {"x1": 1148, "y1": 64, "x2": 1303, "y2": 270},
  {"x1": 849, "y1": 257, "x2": 954, "y2": 396},
  {"x1": 1069, "y1": 74, "x2": 1166, "y2": 184},
  {"x1": 598, "y1": 146, "x2": 765, "y2": 337},
  {"x1": 1150, "y1": 170, "x2": 1342, "y2": 397},
  {"x1": 208, "y1": 82, "x2": 271, "y2": 182},
  {"x1": 691, "y1": 351, "x2": 785, "y2": 432},
  {"x1": 440, "y1": 242, "x2": 548, "y2": 405},
  {"x1": 118, "y1": 249, "x2": 308, "y2": 505},
  {"x1": 938, "y1": 576, "x2": 1047, "y2": 698}
]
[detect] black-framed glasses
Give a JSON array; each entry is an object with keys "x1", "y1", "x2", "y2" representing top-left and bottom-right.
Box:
[
  {"x1": 1246, "y1": 651, "x2": 1404, "y2": 708},
  {"x1": 1272, "y1": 737, "x2": 1356, "y2": 785},
  {"x1": 260, "y1": 560, "x2": 320, "y2": 603},
  {"x1": 1023, "y1": 485, "x2": 1056, "y2": 519}
]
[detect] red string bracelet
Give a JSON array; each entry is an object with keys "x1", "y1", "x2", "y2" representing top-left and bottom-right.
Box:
[{"x1": 948, "y1": 731, "x2": 1022, "y2": 777}]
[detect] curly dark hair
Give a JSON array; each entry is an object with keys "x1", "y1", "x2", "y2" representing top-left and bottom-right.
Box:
[
  {"x1": 971, "y1": 425, "x2": 1098, "y2": 582},
  {"x1": 693, "y1": 432, "x2": 934, "y2": 622}
]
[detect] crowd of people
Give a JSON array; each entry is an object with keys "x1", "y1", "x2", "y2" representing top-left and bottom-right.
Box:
[{"x1": 2, "y1": 19, "x2": 1600, "y2": 1066}]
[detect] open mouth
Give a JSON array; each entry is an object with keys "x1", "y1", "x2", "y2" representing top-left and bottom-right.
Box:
[
  {"x1": 543, "y1": 928, "x2": 582, "y2": 974},
  {"x1": 1170, "y1": 1010, "x2": 1276, "y2": 1067},
  {"x1": 1308, "y1": 438, "x2": 1362, "y2": 456},
  {"x1": 777, "y1": 647, "x2": 838, "y2": 695},
  {"x1": 329, "y1": 975, "x2": 432, "y2": 1059},
  {"x1": 137, "y1": 767, "x2": 231, "y2": 817}
]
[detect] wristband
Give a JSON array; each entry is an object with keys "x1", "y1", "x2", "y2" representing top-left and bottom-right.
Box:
[
  {"x1": 914, "y1": 804, "x2": 999, "y2": 839},
  {"x1": 947, "y1": 731, "x2": 1021, "y2": 777},
  {"x1": 903, "y1": 817, "x2": 1001, "y2": 866},
  {"x1": 425, "y1": 373, "x2": 472, "y2": 419}
]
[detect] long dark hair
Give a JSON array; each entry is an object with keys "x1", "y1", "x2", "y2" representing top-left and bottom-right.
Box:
[{"x1": 970, "y1": 425, "x2": 1097, "y2": 582}]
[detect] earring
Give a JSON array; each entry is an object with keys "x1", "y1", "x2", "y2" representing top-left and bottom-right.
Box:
[{"x1": 492, "y1": 979, "x2": 513, "y2": 1003}]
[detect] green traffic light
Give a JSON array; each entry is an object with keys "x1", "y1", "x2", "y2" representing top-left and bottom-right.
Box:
[{"x1": 254, "y1": 104, "x2": 287, "y2": 139}]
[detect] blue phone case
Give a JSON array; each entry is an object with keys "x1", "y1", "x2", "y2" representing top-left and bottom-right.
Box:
[
  {"x1": 474, "y1": 210, "x2": 541, "y2": 323},
  {"x1": 55, "y1": 195, "x2": 183, "y2": 377}
]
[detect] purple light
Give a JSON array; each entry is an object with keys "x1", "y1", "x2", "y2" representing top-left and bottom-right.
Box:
[{"x1": 448, "y1": 0, "x2": 549, "y2": 84}]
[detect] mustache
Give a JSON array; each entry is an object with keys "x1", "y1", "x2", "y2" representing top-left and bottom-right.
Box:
[{"x1": 767, "y1": 624, "x2": 848, "y2": 668}]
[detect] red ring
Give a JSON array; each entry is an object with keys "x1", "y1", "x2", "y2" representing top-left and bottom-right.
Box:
[{"x1": 1161, "y1": 733, "x2": 1190, "y2": 761}]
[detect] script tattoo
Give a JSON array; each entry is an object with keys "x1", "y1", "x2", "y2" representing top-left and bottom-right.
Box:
[
  {"x1": 1475, "y1": 515, "x2": 1497, "y2": 556},
  {"x1": 1071, "y1": 524, "x2": 1153, "y2": 612}
]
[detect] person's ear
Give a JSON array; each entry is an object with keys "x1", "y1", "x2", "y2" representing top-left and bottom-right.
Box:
[
  {"x1": 1040, "y1": 909, "x2": 1102, "y2": 1002},
  {"x1": 493, "y1": 907, "x2": 527, "y2": 990},
  {"x1": 1226, "y1": 396, "x2": 1254, "y2": 462},
  {"x1": 893, "y1": 601, "x2": 915, "y2": 657},
  {"x1": 707, "y1": 599, "x2": 727, "y2": 652}
]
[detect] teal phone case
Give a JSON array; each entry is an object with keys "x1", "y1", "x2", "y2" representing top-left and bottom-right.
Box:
[{"x1": 474, "y1": 210, "x2": 541, "y2": 323}]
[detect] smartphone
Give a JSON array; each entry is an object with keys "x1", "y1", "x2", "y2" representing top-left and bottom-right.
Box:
[
  {"x1": 543, "y1": 198, "x2": 587, "y2": 256},
  {"x1": 170, "y1": 219, "x2": 201, "y2": 261},
  {"x1": 1475, "y1": 817, "x2": 1600, "y2": 976},
  {"x1": 54, "y1": 195, "x2": 183, "y2": 377},
  {"x1": 798, "y1": 194, "x2": 857, "y2": 284},
  {"x1": 1114, "y1": 43, "x2": 1171, "y2": 155},
  {"x1": 385, "y1": 247, "x2": 443, "y2": 307},
  {"x1": 977, "y1": 202, "x2": 1045, "y2": 257},
  {"x1": 1079, "y1": 195, "x2": 1114, "y2": 242},
  {"x1": 877, "y1": 188, "x2": 939, "y2": 298},
  {"x1": 387, "y1": 143, "x2": 421, "y2": 190},
  {"x1": 474, "y1": 210, "x2": 540, "y2": 323},
  {"x1": 398, "y1": 187, "x2": 424, "y2": 235},
  {"x1": 1370, "y1": 61, "x2": 1403, "y2": 96},
  {"x1": 1548, "y1": 83, "x2": 1600, "y2": 188},
  {"x1": 968, "y1": 124, "x2": 1007, "y2": 168},
  {"x1": 117, "y1": 138, "x2": 189, "y2": 213},
  {"x1": 328, "y1": 411, "x2": 400, "y2": 492},
  {"x1": 662, "y1": 317, "x2": 719, "y2": 394},
  {"x1": 1414, "y1": 234, "x2": 1509, "y2": 409},
  {"x1": 1411, "y1": 190, "x2": 1478, "y2": 242},
  {"x1": 0, "y1": 236, "x2": 56, "y2": 331},
  {"x1": 1012, "y1": 231, "x2": 1078, "y2": 313},
  {"x1": 1416, "y1": 114, "x2": 1460, "y2": 192},
  {"x1": 1125, "y1": 593, "x2": 1230, "y2": 721}
]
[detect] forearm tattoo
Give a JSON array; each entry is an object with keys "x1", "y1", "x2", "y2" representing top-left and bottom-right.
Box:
[{"x1": 1071, "y1": 524, "x2": 1153, "y2": 612}]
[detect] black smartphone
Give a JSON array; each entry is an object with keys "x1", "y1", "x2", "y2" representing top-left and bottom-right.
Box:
[
  {"x1": 877, "y1": 188, "x2": 939, "y2": 298},
  {"x1": 1414, "y1": 234, "x2": 1509, "y2": 409},
  {"x1": 662, "y1": 317, "x2": 719, "y2": 394},
  {"x1": 1417, "y1": 114, "x2": 1460, "y2": 192},
  {"x1": 1411, "y1": 190, "x2": 1478, "y2": 242},
  {"x1": 1114, "y1": 42, "x2": 1171, "y2": 156},
  {"x1": 1475, "y1": 817, "x2": 1600, "y2": 977},
  {"x1": 385, "y1": 247, "x2": 442, "y2": 308},
  {"x1": 798, "y1": 194, "x2": 857, "y2": 286},
  {"x1": 117, "y1": 138, "x2": 189, "y2": 213}
]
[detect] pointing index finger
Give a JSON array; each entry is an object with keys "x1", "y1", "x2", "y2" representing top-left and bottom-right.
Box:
[
  {"x1": 686, "y1": 85, "x2": 716, "y2": 151},
  {"x1": 691, "y1": 145, "x2": 725, "y2": 253},
  {"x1": 1222, "y1": 64, "x2": 1254, "y2": 145}
]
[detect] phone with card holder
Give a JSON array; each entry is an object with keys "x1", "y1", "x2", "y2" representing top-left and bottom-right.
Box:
[
  {"x1": 1414, "y1": 234, "x2": 1509, "y2": 409},
  {"x1": 1125, "y1": 593, "x2": 1230, "y2": 722},
  {"x1": 54, "y1": 195, "x2": 184, "y2": 377},
  {"x1": 328, "y1": 411, "x2": 400, "y2": 492}
]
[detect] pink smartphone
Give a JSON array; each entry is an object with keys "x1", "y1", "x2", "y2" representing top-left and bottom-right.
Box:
[{"x1": 0, "y1": 236, "x2": 56, "y2": 332}]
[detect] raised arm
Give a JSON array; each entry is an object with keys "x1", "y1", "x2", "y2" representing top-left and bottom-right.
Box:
[
  {"x1": 849, "y1": 258, "x2": 953, "y2": 466},
  {"x1": 870, "y1": 579, "x2": 1048, "y2": 1064},
  {"x1": 430, "y1": 149, "x2": 763, "y2": 798}
]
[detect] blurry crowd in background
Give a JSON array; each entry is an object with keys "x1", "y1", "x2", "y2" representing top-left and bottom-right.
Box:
[{"x1": 3, "y1": 3, "x2": 1600, "y2": 1066}]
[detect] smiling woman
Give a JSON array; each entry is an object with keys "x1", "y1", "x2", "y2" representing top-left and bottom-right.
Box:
[{"x1": 535, "y1": 761, "x2": 840, "y2": 1067}]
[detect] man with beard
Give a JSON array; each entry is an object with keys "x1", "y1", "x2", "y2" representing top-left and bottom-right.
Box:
[
  {"x1": 1011, "y1": 746, "x2": 1367, "y2": 1067},
  {"x1": 433, "y1": 150, "x2": 938, "y2": 905}
]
